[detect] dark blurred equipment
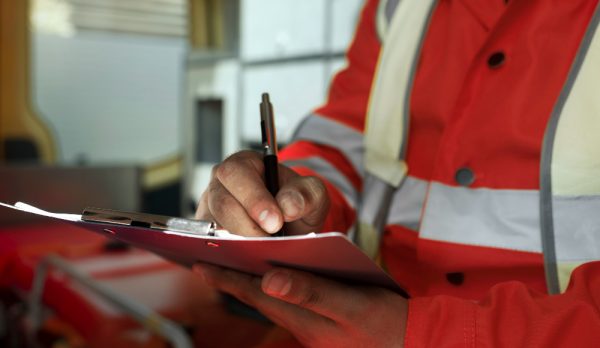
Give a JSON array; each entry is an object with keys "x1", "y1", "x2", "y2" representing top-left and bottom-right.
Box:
[
  {"x1": 195, "y1": 99, "x2": 223, "y2": 163},
  {"x1": 141, "y1": 156, "x2": 183, "y2": 216},
  {"x1": 0, "y1": 165, "x2": 141, "y2": 224}
]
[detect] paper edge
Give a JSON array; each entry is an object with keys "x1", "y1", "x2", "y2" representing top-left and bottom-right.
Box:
[{"x1": 0, "y1": 201, "x2": 348, "y2": 241}]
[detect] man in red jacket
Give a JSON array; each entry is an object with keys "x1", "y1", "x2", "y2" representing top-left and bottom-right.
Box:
[{"x1": 195, "y1": 0, "x2": 600, "y2": 346}]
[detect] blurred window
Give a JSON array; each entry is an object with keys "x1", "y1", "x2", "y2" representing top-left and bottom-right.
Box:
[
  {"x1": 32, "y1": 0, "x2": 187, "y2": 38},
  {"x1": 30, "y1": 0, "x2": 187, "y2": 165}
]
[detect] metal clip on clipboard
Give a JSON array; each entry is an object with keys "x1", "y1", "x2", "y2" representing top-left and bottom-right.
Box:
[{"x1": 81, "y1": 208, "x2": 223, "y2": 236}]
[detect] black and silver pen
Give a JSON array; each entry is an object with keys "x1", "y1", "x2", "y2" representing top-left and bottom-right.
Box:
[{"x1": 260, "y1": 93, "x2": 283, "y2": 236}]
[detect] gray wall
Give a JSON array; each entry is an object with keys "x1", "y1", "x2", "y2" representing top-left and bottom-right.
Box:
[{"x1": 32, "y1": 31, "x2": 185, "y2": 164}]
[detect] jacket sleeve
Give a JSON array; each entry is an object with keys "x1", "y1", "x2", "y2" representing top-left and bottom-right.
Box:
[
  {"x1": 279, "y1": 0, "x2": 381, "y2": 234},
  {"x1": 405, "y1": 261, "x2": 600, "y2": 347}
]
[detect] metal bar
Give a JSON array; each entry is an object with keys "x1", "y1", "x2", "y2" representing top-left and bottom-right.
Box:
[
  {"x1": 29, "y1": 254, "x2": 192, "y2": 348},
  {"x1": 241, "y1": 52, "x2": 346, "y2": 67}
]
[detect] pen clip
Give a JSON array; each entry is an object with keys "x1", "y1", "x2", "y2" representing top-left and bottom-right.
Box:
[
  {"x1": 260, "y1": 93, "x2": 277, "y2": 156},
  {"x1": 260, "y1": 119, "x2": 267, "y2": 149}
]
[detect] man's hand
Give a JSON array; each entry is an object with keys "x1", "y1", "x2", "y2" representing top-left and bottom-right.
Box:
[
  {"x1": 196, "y1": 150, "x2": 330, "y2": 236},
  {"x1": 194, "y1": 263, "x2": 408, "y2": 348}
]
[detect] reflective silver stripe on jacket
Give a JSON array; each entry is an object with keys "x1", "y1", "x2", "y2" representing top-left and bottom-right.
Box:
[
  {"x1": 417, "y1": 182, "x2": 600, "y2": 260},
  {"x1": 357, "y1": 174, "x2": 396, "y2": 254},
  {"x1": 292, "y1": 114, "x2": 365, "y2": 178},
  {"x1": 420, "y1": 183, "x2": 542, "y2": 253},
  {"x1": 553, "y1": 195, "x2": 600, "y2": 261},
  {"x1": 369, "y1": 175, "x2": 600, "y2": 258},
  {"x1": 385, "y1": 176, "x2": 428, "y2": 231},
  {"x1": 282, "y1": 157, "x2": 358, "y2": 209}
]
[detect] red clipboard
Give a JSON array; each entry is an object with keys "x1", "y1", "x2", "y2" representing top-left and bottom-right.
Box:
[{"x1": 1, "y1": 202, "x2": 406, "y2": 295}]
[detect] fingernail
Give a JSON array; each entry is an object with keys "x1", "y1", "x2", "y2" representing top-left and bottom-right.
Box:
[
  {"x1": 279, "y1": 192, "x2": 304, "y2": 219},
  {"x1": 264, "y1": 271, "x2": 292, "y2": 297},
  {"x1": 259, "y1": 209, "x2": 280, "y2": 233}
]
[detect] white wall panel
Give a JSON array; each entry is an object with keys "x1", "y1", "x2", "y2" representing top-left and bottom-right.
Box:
[
  {"x1": 241, "y1": 61, "x2": 326, "y2": 143},
  {"x1": 33, "y1": 32, "x2": 185, "y2": 164},
  {"x1": 327, "y1": 57, "x2": 348, "y2": 80},
  {"x1": 240, "y1": 0, "x2": 326, "y2": 61},
  {"x1": 330, "y1": 0, "x2": 363, "y2": 52}
]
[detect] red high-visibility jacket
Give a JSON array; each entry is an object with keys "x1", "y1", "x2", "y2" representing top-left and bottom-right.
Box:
[{"x1": 280, "y1": 0, "x2": 600, "y2": 346}]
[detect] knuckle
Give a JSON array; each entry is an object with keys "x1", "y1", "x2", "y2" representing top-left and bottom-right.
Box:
[
  {"x1": 296, "y1": 286, "x2": 322, "y2": 308},
  {"x1": 298, "y1": 176, "x2": 329, "y2": 213},
  {"x1": 207, "y1": 180, "x2": 221, "y2": 197},
  {"x1": 194, "y1": 193, "x2": 209, "y2": 219},
  {"x1": 215, "y1": 159, "x2": 236, "y2": 181},
  {"x1": 240, "y1": 194, "x2": 266, "y2": 212},
  {"x1": 210, "y1": 164, "x2": 220, "y2": 178},
  {"x1": 241, "y1": 154, "x2": 263, "y2": 173},
  {"x1": 216, "y1": 151, "x2": 261, "y2": 181},
  {"x1": 207, "y1": 186, "x2": 231, "y2": 217},
  {"x1": 303, "y1": 176, "x2": 327, "y2": 198},
  {"x1": 227, "y1": 150, "x2": 260, "y2": 167},
  {"x1": 236, "y1": 149, "x2": 262, "y2": 166},
  {"x1": 237, "y1": 149, "x2": 259, "y2": 159}
]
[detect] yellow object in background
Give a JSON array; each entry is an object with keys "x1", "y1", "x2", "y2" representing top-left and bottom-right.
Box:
[
  {"x1": 0, "y1": 0, "x2": 57, "y2": 163},
  {"x1": 189, "y1": 0, "x2": 225, "y2": 50}
]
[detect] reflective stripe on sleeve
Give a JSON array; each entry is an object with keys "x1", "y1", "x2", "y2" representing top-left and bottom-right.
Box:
[{"x1": 292, "y1": 114, "x2": 365, "y2": 178}]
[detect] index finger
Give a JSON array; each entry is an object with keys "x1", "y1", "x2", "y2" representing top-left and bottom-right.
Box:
[{"x1": 215, "y1": 151, "x2": 282, "y2": 233}]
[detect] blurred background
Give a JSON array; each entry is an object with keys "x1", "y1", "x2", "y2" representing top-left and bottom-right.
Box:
[
  {"x1": 0, "y1": 1, "x2": 365, "y2": 346},
  {"x1": 1, "y1": 0, "x2": 363, "y2": 218}
]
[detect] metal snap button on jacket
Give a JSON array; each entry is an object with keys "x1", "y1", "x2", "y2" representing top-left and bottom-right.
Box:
[
  {"x1": 446, "y1": 272, "x2": 465, "y2": 286},
  {"x1": 455, "y1": 167, "x2": 475, "y2": 186},
  {"x1": 488, "y1": 51, "x2": 506, "y2": 68}
]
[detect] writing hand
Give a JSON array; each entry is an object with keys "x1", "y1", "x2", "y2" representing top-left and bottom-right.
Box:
[{"x1": 196, "y1": 150, "x2": 330, "y2": 236}]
